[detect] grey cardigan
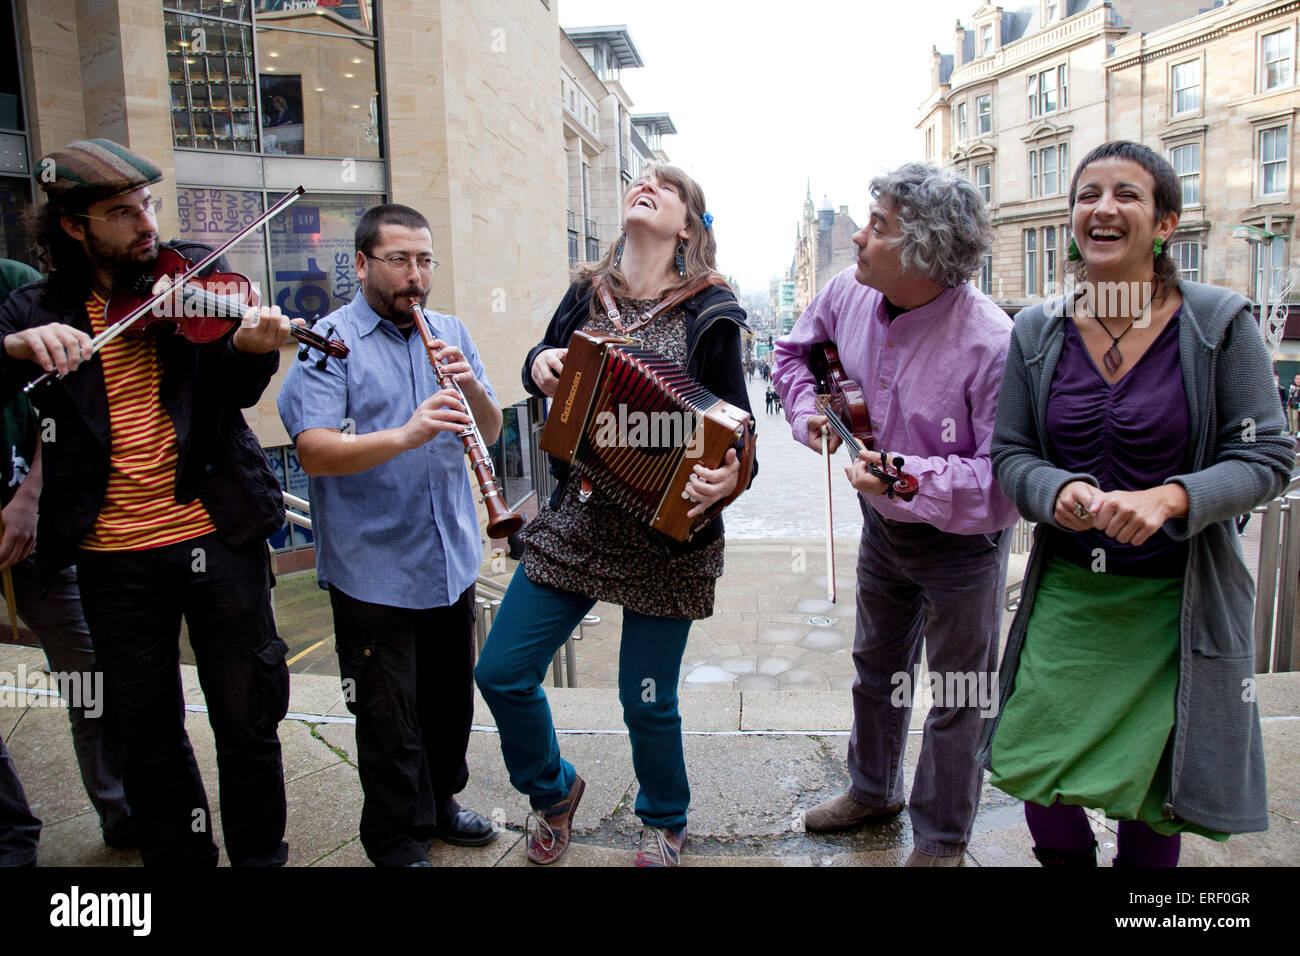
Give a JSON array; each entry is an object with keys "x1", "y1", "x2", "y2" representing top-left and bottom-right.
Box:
[{"x1": 984, "y1": 281, "x2": 1294, "y2": 834}]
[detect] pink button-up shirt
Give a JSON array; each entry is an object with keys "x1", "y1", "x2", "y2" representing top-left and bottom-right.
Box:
[{"x1": 773, "y1": 267, "x2": 1019, "y2": 535}]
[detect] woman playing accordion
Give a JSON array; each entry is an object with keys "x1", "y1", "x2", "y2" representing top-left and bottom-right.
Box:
[{"x1": 475, "y1": 162, "x2": 755, "y2": 867}]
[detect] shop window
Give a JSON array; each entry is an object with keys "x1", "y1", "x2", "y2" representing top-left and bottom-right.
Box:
[{"x1": 268, "y1": 191, "x2": 383, "y2": 320}]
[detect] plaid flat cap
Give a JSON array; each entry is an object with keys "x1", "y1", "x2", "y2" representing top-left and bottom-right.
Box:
[{"x1": 38, "y1": 138, "x2": 163, "y2": 203}]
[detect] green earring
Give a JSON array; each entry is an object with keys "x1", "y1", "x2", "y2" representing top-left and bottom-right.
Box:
[
  {"x1": 1067, "y1": 237, "x2": 1082, "y2": 261},
  {"x1": 1153, "y1": 237, "x2": 1164, "y2": 257}
]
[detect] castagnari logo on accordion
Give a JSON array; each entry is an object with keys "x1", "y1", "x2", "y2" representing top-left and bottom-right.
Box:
[
  {"x1": 559, "y1": 370, "x2": 582, "y2": 424},
  {"x1": 592, "y1": 404, "x2": 705, "y2": 457}
]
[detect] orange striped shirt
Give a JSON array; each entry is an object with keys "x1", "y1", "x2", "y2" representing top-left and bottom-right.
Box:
[{"x1": 81, "y1": 293, "x2": 216, "y2": 551}]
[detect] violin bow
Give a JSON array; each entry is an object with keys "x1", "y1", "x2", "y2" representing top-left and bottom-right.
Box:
[
  {"x1": 822, "y1": 420, "x2": 835, "y2": 604},
  {"x1": 24, "y1": 186, "x2": 307, "y2": 394}
]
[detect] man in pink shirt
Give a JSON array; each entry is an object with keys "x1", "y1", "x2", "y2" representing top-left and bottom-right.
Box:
[{"x1": 773, "y1": 162, "x2": 1018, "y2": 866}]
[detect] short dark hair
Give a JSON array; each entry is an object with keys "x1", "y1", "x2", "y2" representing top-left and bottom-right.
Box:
[
  {"x1": 355, "y1": 204, "x2": 431, "y2": 257},
  {"x1": 1068, "y1": 140, "x2": 1183, "y2": 295}
]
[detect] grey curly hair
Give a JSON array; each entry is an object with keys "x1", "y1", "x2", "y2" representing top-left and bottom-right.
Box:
[{"x1": 869, "y1": 162, "x2": 994, "y2": 288}]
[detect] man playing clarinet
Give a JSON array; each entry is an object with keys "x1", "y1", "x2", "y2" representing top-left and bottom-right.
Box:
[
  {"x1": 277, "y1": 204, "x2": 499, "y2": 866},
  {"x1": 773, "y1": 163, "x2": 1018, "y2": 866}
]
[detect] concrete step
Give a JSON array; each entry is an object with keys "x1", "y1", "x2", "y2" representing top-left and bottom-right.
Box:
[{"x1": 3, "y1": 644, "x2": 1297, "y2": 867}]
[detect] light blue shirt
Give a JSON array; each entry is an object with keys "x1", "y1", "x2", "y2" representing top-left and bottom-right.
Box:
[{"x1": 277, "y1": 293, "x2": 498, "y2": 609}]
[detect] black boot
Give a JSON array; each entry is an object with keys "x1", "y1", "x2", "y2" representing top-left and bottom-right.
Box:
[{"x1": 1032, "y1": 841, "x2": 1098, "y2": 866}]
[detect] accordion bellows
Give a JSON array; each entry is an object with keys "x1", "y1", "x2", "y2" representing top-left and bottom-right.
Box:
[{"x1": 541, "y1": 331, "x2": 756, "y2": 542}]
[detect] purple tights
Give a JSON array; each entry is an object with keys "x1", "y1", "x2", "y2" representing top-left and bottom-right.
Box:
[{"x1": 1025, "y1": 801, "x2": 1181, "y2": 867}]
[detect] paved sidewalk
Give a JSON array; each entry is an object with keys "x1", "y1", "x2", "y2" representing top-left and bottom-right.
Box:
[{"x1": 3, "y1": 642, "x2": 1296, "y2": 867}]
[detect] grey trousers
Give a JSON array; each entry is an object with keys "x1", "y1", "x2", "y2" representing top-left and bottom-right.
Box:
[
  {"x1": 7, "y1": 559, "x2": 129, "y2": 835},
  {"x1": 846, "y1": 503, "x2": 1010, "y2": 856},
  {"x1": 0, "y1": 730, "x2": 39, "y2": 865}
]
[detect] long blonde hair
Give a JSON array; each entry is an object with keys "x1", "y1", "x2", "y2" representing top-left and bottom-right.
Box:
[{"x1": 579, "y1": 162, "x2": 730, "y2": 319}]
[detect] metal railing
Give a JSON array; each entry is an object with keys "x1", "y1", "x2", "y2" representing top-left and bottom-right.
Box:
[{"x1": 282, "y1": 492, "x2": 591, "y2": 686}]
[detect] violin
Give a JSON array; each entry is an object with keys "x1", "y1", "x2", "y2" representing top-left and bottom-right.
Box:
[
  {"x1": 24, "y1": 186, "x2": 347, "y2": 392},
  {"x1": 811, "y1": 341, "x2": 919, "y2": 501},
  {"x1": 115, "y1": 245, "x2": 349, "y2": 358}
]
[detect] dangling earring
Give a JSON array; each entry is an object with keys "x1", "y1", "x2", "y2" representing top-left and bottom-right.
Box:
[
  {"x1": 1067, "y1": 237, "x2": 1082, "y2": 261},
  {"x1": 675, "y1": 238, "x2": 687, "y2": 278},
  {"x1": 1153, "y1": 237, "x2": 1164, "y2": 257},
  {"x1": 613, "y1": 234, "x2": 625, "y2": 268}
]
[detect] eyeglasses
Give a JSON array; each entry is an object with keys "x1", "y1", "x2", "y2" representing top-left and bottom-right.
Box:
[
  {"x1": 79, "y1": 197, "x2": 164, "y2": 229},
  {"x1": 364, "y1": 252, "x2": 439, "y2": 273}
]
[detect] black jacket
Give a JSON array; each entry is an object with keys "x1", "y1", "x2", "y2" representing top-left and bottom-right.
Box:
[
  {"x1": 523, "y1": 278, "x2": 757, "y2": 552},
  {"x1": 0, "y1": 241, "x2": 285, "y2": 589}
]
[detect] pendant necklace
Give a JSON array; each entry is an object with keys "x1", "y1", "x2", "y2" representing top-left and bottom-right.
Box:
[{"x1": 1093, "y1": 295, "x2": 1154, "y2": 374}]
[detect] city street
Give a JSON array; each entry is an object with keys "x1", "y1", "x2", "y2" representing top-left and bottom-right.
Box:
[{"x1": 726, "y1": 376, "x2": 868, "y2": 541}]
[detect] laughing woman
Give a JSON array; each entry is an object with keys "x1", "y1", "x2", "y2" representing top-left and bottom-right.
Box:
[
  {"x1": 475, "y1": 163, "x2": 755, "y2": 867},
  {"x1": 987, "y1": 141, "x2": 1294, "y2": 866}
]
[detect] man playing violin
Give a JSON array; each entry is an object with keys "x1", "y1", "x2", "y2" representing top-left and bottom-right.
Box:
[
  {"x1": 773, "y1": 162, "x2": 1018, "y2": 867},
  {"x1": 0, "y1": 139, "x2": 294, "y2": 866},
  {"x1": 277, "y1": 204, "x2": 500, "y2": 866}
]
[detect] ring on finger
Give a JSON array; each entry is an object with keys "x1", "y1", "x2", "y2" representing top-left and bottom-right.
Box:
[{"x1": 1072, "y1": 502, "x2": 1089, "y2": 520}]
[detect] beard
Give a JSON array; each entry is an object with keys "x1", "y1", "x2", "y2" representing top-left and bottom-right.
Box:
[
  {"x1": 364, "y1": 281, "x2": 427, "y2": 325},
  {"x1": 86, "y1": 228, "x2": 159, "y2": 289}
]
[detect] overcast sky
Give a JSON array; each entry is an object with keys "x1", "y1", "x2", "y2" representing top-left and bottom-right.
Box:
[{"x1": 558, "y1": 0, "x2": 982, "y2": 294}]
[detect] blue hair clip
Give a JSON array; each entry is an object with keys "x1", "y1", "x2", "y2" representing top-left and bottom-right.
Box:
[{"x1": 702, "y1": 211, "x2": 714, "y2": 230}]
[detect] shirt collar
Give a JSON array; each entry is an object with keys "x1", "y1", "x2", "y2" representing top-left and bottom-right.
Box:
[{"x1": 872, "y1": 284, "x2": 961, "y2": 326}]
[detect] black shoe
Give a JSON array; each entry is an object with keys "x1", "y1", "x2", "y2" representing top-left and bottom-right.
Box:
[
  {"x1": 102, "y1": 815, "x2": 139, "y2": 850},
  {"x1": 436, "y1": 801, "x2": 498, "y2": 847}
]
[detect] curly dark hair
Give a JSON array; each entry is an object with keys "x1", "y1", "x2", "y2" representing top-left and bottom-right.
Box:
[{"x1": 31, "y1": 196, "x2": 96, "y2": 310}]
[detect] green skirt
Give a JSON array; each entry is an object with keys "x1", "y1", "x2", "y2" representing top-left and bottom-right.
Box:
[{"x1": 990, "y1": 553, "x2": 1227, "y2": 840}]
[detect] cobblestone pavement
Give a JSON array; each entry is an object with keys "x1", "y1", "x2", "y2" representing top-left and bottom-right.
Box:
[{"x1": 726, "y1": 376, "x2": 868, "y2": 540}]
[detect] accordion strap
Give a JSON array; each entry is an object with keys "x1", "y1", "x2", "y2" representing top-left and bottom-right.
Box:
[{"x1": 593, "y1": 274, "x2": 726, "y2": 336}]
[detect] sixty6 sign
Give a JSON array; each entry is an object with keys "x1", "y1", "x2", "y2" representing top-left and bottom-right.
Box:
[{"x1": 269, "y1": 197, "x2": 375, "y2": 321}]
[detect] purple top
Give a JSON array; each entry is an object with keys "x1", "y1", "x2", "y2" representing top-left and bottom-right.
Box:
[
  {"x1": 773, "y1": 268, "x2": 1018, "y2": 535},
  {"x1": 1045, "y1": 309, "x2": 1189, "y2": 576}
]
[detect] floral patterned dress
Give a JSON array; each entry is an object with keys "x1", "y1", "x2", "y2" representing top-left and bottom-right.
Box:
[{"x1": 518, "y1": 295, "x2": 725, "y2": 620}]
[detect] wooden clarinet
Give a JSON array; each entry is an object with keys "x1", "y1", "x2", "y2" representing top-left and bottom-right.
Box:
[{"x1": 408, "y1": 301, "x2": 523, "y2": 539}]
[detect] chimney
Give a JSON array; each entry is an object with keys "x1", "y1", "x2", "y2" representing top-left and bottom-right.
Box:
[{"x1": 953, "y1": 21, "x2": 965, "y2": 69}]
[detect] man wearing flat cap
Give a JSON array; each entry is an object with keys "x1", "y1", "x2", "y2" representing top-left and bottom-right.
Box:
[{"x1": 0, "y1": 138, "x2": 295, "y2": 866}]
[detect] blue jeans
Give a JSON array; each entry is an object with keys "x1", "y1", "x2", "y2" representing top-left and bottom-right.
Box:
[
  {"x1": 475, "y1": 568, "x2": 692, "y2": 830},
  {"x1": 847, "y1": 503, "x2": 1011, "y2": 856}
]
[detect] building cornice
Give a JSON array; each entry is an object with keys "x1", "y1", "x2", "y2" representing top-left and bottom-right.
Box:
[
  {"x1": 993, "y1": 203, "x2": 1070, "y2": 225},
  {"x1": 1158, "y1": 122, "x2": 1209, "y2": 143},
  {"x1": 1021, "y1": 119, "x2": 1074, "y2": 143},
  {"x1": 945, "y1": 6, "x2": 1121, "y2": 96},
  {"x1": 1107, "y1": 0, "x2": 1300, "y2": 70}
]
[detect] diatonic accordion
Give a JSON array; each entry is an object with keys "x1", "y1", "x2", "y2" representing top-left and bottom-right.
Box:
[{"x1": 540, "y1": 331, "x2": 756, "y2": 541}]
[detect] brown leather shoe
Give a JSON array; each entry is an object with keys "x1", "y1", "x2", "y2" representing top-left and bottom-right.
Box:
[
  {"x1": 802, "y1": 792, "x2": 904, "y2": 832},
  {"x1": 905, "y1": 848, "x2": 966, "y2": 867},
  {"x1": 526, "y1": 774, "x2": 586, "y2": 865}
]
